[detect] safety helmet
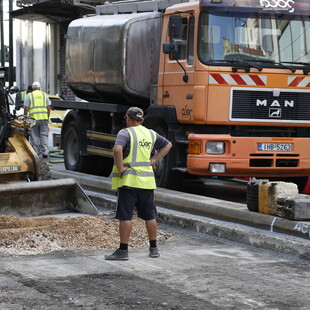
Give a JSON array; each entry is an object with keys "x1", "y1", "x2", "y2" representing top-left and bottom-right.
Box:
[{"x1": 10, "y1": 85, "x2": 19, "y2": 93}]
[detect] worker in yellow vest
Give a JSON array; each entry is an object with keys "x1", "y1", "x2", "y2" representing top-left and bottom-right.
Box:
[
  {"x1": 106, "y1": 107, "x2": 172, "y2": 260},
  {"x1": 24, "y1": 81, "x2": 51, "y2": 158},
  {"x1": 15, "y1": 85, "x2": 32, "y2": 110}
]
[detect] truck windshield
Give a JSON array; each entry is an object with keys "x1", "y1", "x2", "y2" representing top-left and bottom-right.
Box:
[{"x1": 198, "y1": 12, "x2": 310, "y2": 69}]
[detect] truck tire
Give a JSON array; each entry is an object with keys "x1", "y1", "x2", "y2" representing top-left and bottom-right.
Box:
[
  {"x1": 153, "y1": 126, "x2": 176, "y2": 189},
  {"x1": 63, "y1": 121, "x2": 88, "y2": 172},
  {"x1": 246, "y1": 181, "x2": 259, "y2": 212}
]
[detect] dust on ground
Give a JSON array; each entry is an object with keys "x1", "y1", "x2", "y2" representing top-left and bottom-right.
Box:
[{"x1": 0, "y1": 214, "x2": 172, "y2": 256}]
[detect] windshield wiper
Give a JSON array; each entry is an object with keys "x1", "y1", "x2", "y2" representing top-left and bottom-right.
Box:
[
  {"x1": 248, "y1": 59, "x2": 296, "y2": 73},
  {"x1": 254, "y1": 59, "x2": 310, "y2": 74},
  {"x1": 206, "y1": 60, "x2": 262, "y2": 72},
  {"x1": 281, "y1": 61, "x2": 310, "y2": 75}
]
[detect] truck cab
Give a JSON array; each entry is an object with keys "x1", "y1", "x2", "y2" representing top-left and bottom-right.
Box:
[{"x1": 157, "y1": 0, "x2": 310, "y2": 185}]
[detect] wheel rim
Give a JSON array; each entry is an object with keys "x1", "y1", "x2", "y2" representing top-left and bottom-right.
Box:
[
  {"x1": 66, "y1": 128, "x2": 79, "y2": 167},
  {"x1": 154, "y1": 157, "x2": 164, "y2": 184}
]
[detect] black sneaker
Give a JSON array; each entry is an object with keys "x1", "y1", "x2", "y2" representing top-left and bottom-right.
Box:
[
  {"x1": 105, "y1": 248, "x2": 129, "y2": 260},
  {"x1": 149, "y1": 247, "x2": 160, "y2": 258}
]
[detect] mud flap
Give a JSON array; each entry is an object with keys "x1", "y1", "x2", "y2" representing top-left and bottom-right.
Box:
[{"x1": 0, "y1": 178, "x2": 98, "y2": 216}]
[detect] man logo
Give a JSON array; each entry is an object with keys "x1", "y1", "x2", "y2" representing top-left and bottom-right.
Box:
[
  {"x1": 256, "y1": 99, "x2": 294, "y2": 107},
  {"x1": 269, "y1": 108, "x2": 281, "y2": 118}
]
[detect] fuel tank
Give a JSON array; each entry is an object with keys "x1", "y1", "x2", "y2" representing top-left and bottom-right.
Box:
[{"x1": 66, "y1": 12, "x2": 162, "y2": 106}]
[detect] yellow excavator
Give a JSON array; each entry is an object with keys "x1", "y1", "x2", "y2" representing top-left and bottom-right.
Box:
[{"x1": 0, "y1": 71, "x2": 98, "y2": 216}]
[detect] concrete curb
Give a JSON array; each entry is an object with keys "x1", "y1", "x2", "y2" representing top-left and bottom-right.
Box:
[
  {"x1": 158, "y1": 208, "x2": 310, "y2": 261},
  {"x1": 83, "y1": 190, "x2": 310, "y2": 261},
  {"x1": 153, "y1": 188, "x2": 310, "y2": 241},
  {"x1": 51, "y1": 169, "x2": 310, "y2": 244}
]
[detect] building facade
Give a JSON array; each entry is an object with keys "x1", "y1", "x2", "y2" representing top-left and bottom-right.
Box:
[{"x1": 11, "y1": 0, "x2": 98, "y2": 96}]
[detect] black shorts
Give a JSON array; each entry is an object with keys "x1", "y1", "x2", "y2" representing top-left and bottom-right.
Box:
[{"x1": 115, "y1": 186, "x2": 157, "y2": 221}]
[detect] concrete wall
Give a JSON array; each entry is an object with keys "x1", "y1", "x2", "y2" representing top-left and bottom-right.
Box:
[{"x1": 15, "y1": 20, "x2": 60, "y2": 95}]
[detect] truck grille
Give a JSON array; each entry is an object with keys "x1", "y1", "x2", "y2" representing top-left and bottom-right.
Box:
[{"x1": 230, "y1": 89, "x2": 310, "y2": 123}]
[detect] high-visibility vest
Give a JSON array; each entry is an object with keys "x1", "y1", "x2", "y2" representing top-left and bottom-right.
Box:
[
  {"x1": 28, "y1": 90, "x2": 48, "y2": 120},
  {"x1": 21, "y1": 91, "x2": 26, "y2": 101},
  {"x1": 111, "y1": 125, "x2": 157, "y2": 190}
]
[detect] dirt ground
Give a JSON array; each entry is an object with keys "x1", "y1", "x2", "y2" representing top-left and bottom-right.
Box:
[{"x1": 0, "y1": 214, "x2": 172, "y2": 256}]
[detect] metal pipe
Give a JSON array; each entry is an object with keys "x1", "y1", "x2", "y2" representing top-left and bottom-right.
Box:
[
  {"x1": 8, "y1": 0, "x2": 13, "y2": 86},
  {"x1": 0, "y1": 0, "x2": 4, "y2": 67}
]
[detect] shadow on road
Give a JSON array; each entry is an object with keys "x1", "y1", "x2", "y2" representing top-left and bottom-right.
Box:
[{"x1": 178, "y1": 177, "x2": 247, "y2": 204}]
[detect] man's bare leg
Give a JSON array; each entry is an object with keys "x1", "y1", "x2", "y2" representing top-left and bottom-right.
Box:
[
  {"x1": 146, "y1": 219, "x2": 160, "y2": 258},
  {"x1": 120, "y1": 220, "x2": 132, "y2": 244},
  {"x1": 105, "y1": 220, "x2": 132, "y2": 260},
  {"x1": 145, "y1": 219, "x2": 157, "y2": 241}
]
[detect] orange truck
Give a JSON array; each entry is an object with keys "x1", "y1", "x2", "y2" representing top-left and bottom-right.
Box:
[{"x1": 52, "y1": 0, "x2": 310, "y2": 189}]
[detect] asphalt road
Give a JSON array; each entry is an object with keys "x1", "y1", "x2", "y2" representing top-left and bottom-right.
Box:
[
  {"x1": 0, "y1": 223, "x2": 309, "y2": 310},
  {"x1": 179, "y1": 177, "x2": 247, "y2": 203},
  {"x1": 0, "y1": 163, "x2": 309, "y2": 309}
]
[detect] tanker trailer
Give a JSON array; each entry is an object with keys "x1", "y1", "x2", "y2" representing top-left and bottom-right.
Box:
[{"x1": 66, "y1": 12, "x2": 162, "y2": 106}]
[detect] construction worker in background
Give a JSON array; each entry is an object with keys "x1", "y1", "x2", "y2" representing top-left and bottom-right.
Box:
[
  {"x1": 105, "y1": 107, "x2": 172, "y2": 260},
  {"x1": 9, "y1": 85, "x2": 19, "y2": 94},
  {"x1": 8, "y1": 85, "x2": 19, "y2": 105},
  {"x1": 23, "y1": 82, "x2": 51, "y2": 158},
  {"x1": 15, "y1": 84, "x2": 32, "y2": 110}
]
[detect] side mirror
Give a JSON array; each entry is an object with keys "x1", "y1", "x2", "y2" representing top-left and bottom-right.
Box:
[
  {"x1": 168, "y1": 15, "x2": 182, "y2": 39},
  {"x1": 162, "y1": 42, "x2": 179, "y2": 55},
  {"x1": 162, "y1": 41, "x2": 188, "y2": 83}
]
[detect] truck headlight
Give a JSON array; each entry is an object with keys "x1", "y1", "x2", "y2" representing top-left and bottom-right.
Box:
[
  {"x1": 209, "y1": 163, "x2": 226, "y2": 173},
  {"x1": 206, "y1": 141, "x2": 225, "y2": 154}
]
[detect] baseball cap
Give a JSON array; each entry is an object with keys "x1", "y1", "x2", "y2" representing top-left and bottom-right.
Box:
[
  {"x1": 126, "y1": 107, "x2": 144, "y2": 122},
  {"x1": 32, "y1": 81, "x2": 41, "y2": 89}
]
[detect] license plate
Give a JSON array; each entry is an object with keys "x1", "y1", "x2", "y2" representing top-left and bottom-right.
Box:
[{"x1": 258, "y1": 143, "x2": 292, "y2": 152}]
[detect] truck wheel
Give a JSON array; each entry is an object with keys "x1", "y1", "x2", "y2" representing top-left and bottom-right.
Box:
[
  {"x1": 153, "y1": 126, "x2": 175, "y2": 189},
  {"x1": 246, "y1": 181, "x2": 259, "y2": 212},
  {"x1": 38, "y1": 161, "x2": 52, "y2": 180},
  {"x1": 63, "y1": 121, "x2": 88, "y2": 172}
]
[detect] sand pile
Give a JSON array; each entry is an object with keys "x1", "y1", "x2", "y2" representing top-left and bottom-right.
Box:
[{"x1": 0, "y1": 214, "x2": 172, "y2": 256}]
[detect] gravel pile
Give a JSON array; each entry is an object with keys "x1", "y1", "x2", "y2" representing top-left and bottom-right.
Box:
[{"x1": 0, "y1": 214, "x2": 172, "y2": 256}]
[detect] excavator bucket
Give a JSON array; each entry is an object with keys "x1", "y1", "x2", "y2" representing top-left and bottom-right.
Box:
[{"x1": 0, "y1": 178, "x2": 98, "y2": 216}]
